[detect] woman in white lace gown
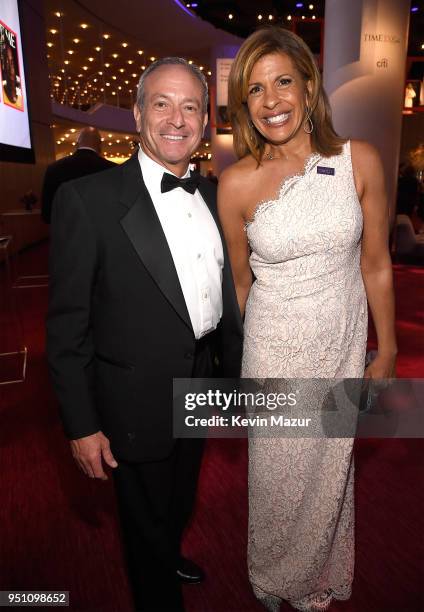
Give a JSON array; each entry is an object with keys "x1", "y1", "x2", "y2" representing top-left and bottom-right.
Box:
[{"x1": 218, "y1": 28, "x2": 397, "y2": 612}]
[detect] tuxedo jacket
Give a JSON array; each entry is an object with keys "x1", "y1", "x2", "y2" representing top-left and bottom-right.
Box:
[
  {"x1": 47, "y1": 153, "x2": 243, "y2": 462},
  {"x1": 41, "y1": 149, "x2": 115, "y2": 224}
]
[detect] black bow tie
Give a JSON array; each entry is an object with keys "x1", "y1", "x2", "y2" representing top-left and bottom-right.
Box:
[{"x1": 161, "y1": 172, "x2": 200, "y2": 195}]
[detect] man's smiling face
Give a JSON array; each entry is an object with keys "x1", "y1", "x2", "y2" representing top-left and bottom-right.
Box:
[{"x1": 134, "y1": 65, "x2": 207, "y2": 177}]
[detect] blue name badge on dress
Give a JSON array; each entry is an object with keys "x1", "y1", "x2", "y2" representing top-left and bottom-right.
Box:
[{"x1": 317, "y1": 166, "x2": 335, "y2": 176}]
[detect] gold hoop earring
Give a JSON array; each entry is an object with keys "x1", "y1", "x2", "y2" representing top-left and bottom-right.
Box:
[
  {"x1": 303, "y1": 105, "x2": 314, "y2": 134},
  {"x1": 248, "y1": 121, "x2": 256, "y2": 142}
]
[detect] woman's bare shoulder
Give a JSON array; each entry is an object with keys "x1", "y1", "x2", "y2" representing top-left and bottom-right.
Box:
[
  {"x1": 350, "y1": 139, "x2": 382, "y2": 169},
  {"x1": 219, "y1": 155, "x2": 261, "y2": 192}
]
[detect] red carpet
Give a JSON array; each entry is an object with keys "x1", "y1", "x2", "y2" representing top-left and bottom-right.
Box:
[{"x1": 0, "y1": 243, "x2": 423, "y2": 612}]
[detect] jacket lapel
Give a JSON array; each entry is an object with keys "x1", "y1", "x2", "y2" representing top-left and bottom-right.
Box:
[{"x1": 119, "y1": 155, "x2": 193, "y2": 332}]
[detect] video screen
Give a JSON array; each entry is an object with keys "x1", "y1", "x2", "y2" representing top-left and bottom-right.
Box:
[{"x1": 0, "y1": 0, "x2": 34, "y2": 163}]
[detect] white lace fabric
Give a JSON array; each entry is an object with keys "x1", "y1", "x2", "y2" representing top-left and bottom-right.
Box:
[{"x1": 242, "y1": 141, "x2": 367, "y2": 611}]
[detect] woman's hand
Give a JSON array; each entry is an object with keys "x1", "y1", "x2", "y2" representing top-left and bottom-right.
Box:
[{"x1": 364, "y1": 352, "x2": 397, "y2": 379}]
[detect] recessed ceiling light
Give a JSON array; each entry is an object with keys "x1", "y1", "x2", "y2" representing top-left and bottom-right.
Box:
[
  {"x1": 95, "y1": 46, "x2": 101, "y2": 52},
  {"x1": 50, "y1": 29, "x2": 58, "y2": 34},
  {"x1": 80, "y1": 23, "x2": 88, "y2": 29},
  {"x1": 122, "y1": 42, "x2": 128, "y2": 48},
  {"x1": 137, "y1": 50, "x2": 143, "y2": 55},
  {"x1": 112, "y1": 53, "x2": 118, "y2": 58},
  {"x1": 73, "y1": 38, "x2": 80, "y2": 44},
  {"x1": 47, "y1": 42, "x2": 53, "y2": 48},
  {"x1": 103, "y1": 34, "x2": 110, "y2": 39}
]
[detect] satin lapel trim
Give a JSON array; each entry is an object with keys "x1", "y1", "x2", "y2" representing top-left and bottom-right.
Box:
[{"x1": 119, "y1": 156, "x2": 193, "y2": 332}]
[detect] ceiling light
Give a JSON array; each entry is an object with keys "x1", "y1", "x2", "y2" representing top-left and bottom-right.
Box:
[
  {"x1": 64, "y1": 60, "x2": 70, "y2": 65},
  {"x1": 47, "y1": 42, "x2": 53, "y2": 47},
  {"x1": 150, "y1": 56, "x2": 156, "y2": 61},
  {"x1": 67, "y1": 50, "x2": 74, "y2": 54},
  {"x1": 105, "y1": 63, "x2": 110, "y2": 67},
  {"x1": 88, "y1": 57, "x2": 94, "y2": 62},
  {"x1": 228, "y1": 14, "x2": 233, "y2": 20},
  {"x1": 98, "y1": 71, "x2": 103, "y2": 75},
  {"x1": 80, "y1": 23, "x2": 88, "y2": 29},
  {"x1": 141, "y1": 65, "x2": 146, "y2": 70},
  {"x1": 257, "y1": 14, "x2": 263, "y2": 20},
  {"x1": 131, "y1": 73, "x2": 137, "y2": 78},
  {"x1": 82, "y1": 66, "x2": 88, "y2": 70},
  {"x1": 50, "y1": 29, "x2": 57, "y2": 34},
  {"x1": 312, "y1": 15, "x2": 316, "y2": 19},
  {"x1": 122, "y1": 42, "x2": 128, "y2": 48},
  {"x1": 287, "y1": 15, "x2": 292, "y2": 20},
  {"x1": 73, "y1": 38, "x2": 80, "y2": 44},
  {"x1": 309, "y1": 3, "x2": 314, "y2": 8},
  {"x1": 127, "y1": 59, "x2": 134, "y2": 64},
  {"x1": 268, "y1": 15, "x2": 273, "y2": 20},
  {"x1": 95, "y1": 46, "x2": 101, "y2": 52},
  {"x1": 112, "y1": 53, "x2": 118, "y2": 58},
  {"x1": 199, "y1": 66, "x2": 204, "y2": 71},
  {"x1": 103, "y1": 33, "x2": 110, "y2": 39},
  {"x1": 70, "y1": 128, "x2": 76, "y2": 132},
  {"x1": 137, "y1": 50, "x2": 143, "y2": 55},
  {"x1": 112, "y1": 75, "x2": 117, "y2": 80},
  {"x1": 119, "y1": 68, "x2": 125, "y2": 73},
  {"x1": 55, "y1": 11, "x2": 61, "y2": 17},
  {"x1": 188, "y1": 60, "x2": 193, "y2": 64},
  {"x1": 207, "y1": 70, "x2": 212, "y2": 76}
]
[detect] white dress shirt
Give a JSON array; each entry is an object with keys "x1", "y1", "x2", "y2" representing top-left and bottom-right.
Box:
[{"x1": 138, "y1": 149, "x2": 223, "y2": 339}]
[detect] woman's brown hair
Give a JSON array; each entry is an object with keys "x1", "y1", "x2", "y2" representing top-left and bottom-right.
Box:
[{"x1": 227, "y1": 26, "x2": 345, "y2": 162}]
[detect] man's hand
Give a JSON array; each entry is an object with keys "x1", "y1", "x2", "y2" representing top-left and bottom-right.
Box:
[{"x1": 70, "y1": 431, "x2": 118, "y2": 480}]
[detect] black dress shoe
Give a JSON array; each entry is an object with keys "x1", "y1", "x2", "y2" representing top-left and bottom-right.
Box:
[{"x1": 176, "y1": 557, "x2": 205, "y2": 584}]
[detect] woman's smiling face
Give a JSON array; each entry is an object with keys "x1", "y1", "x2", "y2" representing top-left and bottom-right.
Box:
[{"x1": 247, "y1": 52, "x2": 309, "y2": 145}]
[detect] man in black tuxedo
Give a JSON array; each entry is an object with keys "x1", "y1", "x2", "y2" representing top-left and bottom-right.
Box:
[
  {"x1": 41, "y1": 127, "x2": 114, "y2": 223},
  {"x1": 47, "y1": 58, "x2": 242, "y2": 611}
]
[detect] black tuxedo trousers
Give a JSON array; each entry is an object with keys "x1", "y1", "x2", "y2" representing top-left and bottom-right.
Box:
[{"x1": 113, "y1": 335, "x2": 213, "y2": 612}]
